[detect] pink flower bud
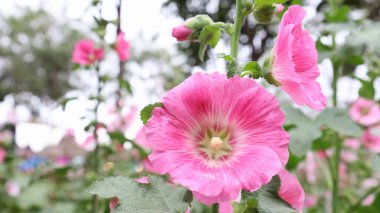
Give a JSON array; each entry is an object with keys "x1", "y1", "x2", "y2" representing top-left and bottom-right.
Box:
[
  {"x1": 275, "y1": 4, "x2": 284, "y2": 13},
  {"x1": 171, "y1": 25, "x2": 192, "y2": 41}
]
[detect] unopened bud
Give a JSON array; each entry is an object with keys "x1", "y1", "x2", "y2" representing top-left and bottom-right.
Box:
[
  {"x1": 171, "y1": 14, "x2": 213, "y2": 42},
  {"x1": 253, "y1": 5, "x2": 276, "y2": 23}
]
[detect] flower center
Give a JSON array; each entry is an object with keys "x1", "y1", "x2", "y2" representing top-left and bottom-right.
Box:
[
  {"x1": 199, "y1": 129, "x2": 232, "y2": 160},
  {"x1": 360, "y1": 106, "x2": 370, "y2": 116}
]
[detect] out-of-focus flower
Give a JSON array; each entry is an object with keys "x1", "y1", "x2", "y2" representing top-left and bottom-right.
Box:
[
  {"x1": 0, "y1": 147, "x2": 6, "y2": 163},
  {"x1": 304, "y1": 195, "x2": 317, "y2": 208},
  {"x1": 55, "y1": 156, "x2": 71, "y2": 167},
  {"x1": 109, "y1": 197, "x2": 119, "y2": 211},
  {"x1": 19, "y1": 156, "x2": 47, "y2": 172},
  {"x1": 115, "y1": 31, "x2": 130, "y2": 61},
  {"x1": 350, "y1": 98, "x2": 380, "y2": 126},
  {"x1": 5, "y1": 180, "x2": 21, "y2": 197},
  {"x1": 362, "y1": 125, "x2": 380, "y2": 152},
  {"x1": 146, "y1": 72, "x2": 288, "y2": 205},
  {"x1": 108, "y1": 106, "x2": 137, "y2": 132},
  {"x1": 275, "y1": 4, "x2": 285, "y2": 13},
  {"x1": 266, "y1": 5, "x2": 326, "y2": 110},
  {"x1": 361, "y1": 178, "x2": 378, "y2": 206},
  {"x1": 278, "y1": 170, "x2": 305, "y2": 212},
  {"x1": 72, "y1": 39, "x2": 104, "y2": 65},
  {"x1": 345, "y1": 138, "x2": 360, "y2": 149}
]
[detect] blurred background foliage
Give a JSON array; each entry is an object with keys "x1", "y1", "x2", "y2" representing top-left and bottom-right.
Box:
[{"x1": 0, "y1": 9, "x2": 82, "y2": 110}]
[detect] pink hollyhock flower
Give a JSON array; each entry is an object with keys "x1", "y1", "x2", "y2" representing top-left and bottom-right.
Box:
[
  {"x1": 349, "y1": 98, "x2": 380, "y2": 126},
  {"x1": 172, "y1": 24, "x2": 193, "y2": 41},
  {"x1": 146, "y1": 72, "x2": 289, "y2": 204},
  {"x1": 268, "y1": 5, "x2": 326, "y2": 110},
  {"x1": 278, "y1": 170, "x2": 305, "y2": 212},
  {"x1": 340, "y1": 150, "x2": 357, "y2": 162},
  {"x1": 72, "y1": 39, "x2": 104, "y2": 65},
  {"x1": 219, "y1": 201, "x2": 233, "y2": 213},
  {"x1": 362, "y1": 125, "x2": 380, "y2": 152},
  {"x1": 0, "y1": 147, "x2": 6, "y2": 163},
  {"x1": 115, "y1": 31, "x2": 130, "y2": 61}
]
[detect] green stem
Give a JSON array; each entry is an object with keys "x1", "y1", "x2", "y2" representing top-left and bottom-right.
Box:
[
  {"x1": 210, "y1": 203, "x2": 219, "y2": 213},
  {"x1": 348, "y1": 185, "x2": 380, "y2": 213},
  {"x1": 92, "y1": 64, "x2": 102, "y2": 213},
  {"x1": 230, "y1": 0, "x2": 244, "y2": 58},
  {"x1": 332, "y1": 63, "x2": 340, "y2": 213}
]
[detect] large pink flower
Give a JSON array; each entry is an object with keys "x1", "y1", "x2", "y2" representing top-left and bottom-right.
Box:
[
  {"x1": 146, "y1": 72, "x2": 289, "y2": 204},
  {"x1": 115, "y1": 32, "x2": 130, "y2": 61},
  {"x1": 270, "y1": 5, "x2": 326, "y2": 110},
  {"x1": 349, "y1": 98, "x2": 380, "y2": 126},
  {"x1": 278, "y1": 170, "x2": 305, "y2": 213},
  {"x1": 362, "y1": 125, "x2": 380, "y2": 152},
  {"x1": 72, "y1": 39, "x2": 104, "y2": 65}
]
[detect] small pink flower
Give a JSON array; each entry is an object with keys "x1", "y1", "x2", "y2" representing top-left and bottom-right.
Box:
[
  {"x1": 0, "y1": 147, "x2": 6, "y2": 163},
  {"x1": 278, "y1": 170, "x2": 305, "y2": 212},
  {"x1": 115, "y1": 31, "x2": 130, "y2": 61},
  {"x1": 135, "y1": 176, "x2": 150, "y2": 184},
  {"x1": 362, "y1": 125, "x2": 380, "y2": 152},
  {"x1": 172, "y1": 24, "x2": 193, "y2": 41},
  {"x1": 345, "y1": 138, "x2": 360, "y2": 149},
  {"x1": 350, "y1": 98, "x2": 380, "y2": 126},
  {"x1": 72, "y1": 39, "x2": 104, "y2": 65},
  {"x1": 109, "y1": 197, "x2": 119, "y2": 210},
  {"x1": 146, "y1": 72, "x2": 289, "y2": 205},
  {"x1": 304, "y1": 195, "x2": 317, "y2": 208},
  {"x1": 361, "y1": 178, "x2": 378, "y2": 206},
  {"x1": 340, "y1": 150, "x2": 357, "y2": 162},
  {"x1": 275, "y1": 4, "x2": 285, "y2": 13},
  {"x1": 270, "y1": 5, "x2": 326, "y2": 110},
  {"x1": 5, "y1": 180, "x2": 21, "y2": 197}
]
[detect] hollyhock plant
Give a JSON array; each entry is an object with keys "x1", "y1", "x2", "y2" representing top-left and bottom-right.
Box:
[
  {"x1": 278, "y1": 170, "x2": 305, "y2": 212},
  {"x1": 115, "y1": 31, "x2": 130, "y2": 61},
  {"x1": 349, "y1": 98, "x2": 380, "y2": 126},
  {"x1": 362, "y1": 125, "x2": 380, "y2": 152},
  {"x1": 72, "y1": 39, "x2": 104, "y2": 65},
  {"x1": 146, "y1": 72, "x2": 289, "y2": 204},
  {"x1": 266, "y1": 5, "x2": 326, "y2": 110}
]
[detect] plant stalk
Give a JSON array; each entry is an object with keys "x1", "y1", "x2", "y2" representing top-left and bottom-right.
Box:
[
  {"x1": 211, "y1": 203, "x2": 219, "y2": 213},
  {"x1": 332, "y1": 63, "x2": 340, "y2": 213},
  {"x1": 230, "y1": 0, "x2": 244, "y2": 58}
]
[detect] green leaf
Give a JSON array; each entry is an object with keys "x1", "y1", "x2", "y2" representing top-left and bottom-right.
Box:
[
  {"x1": 88, "y1": 176, "x2": 190, "y2": 213},
  {"x1": 358, "y1": 78, "x2": 375, "y2": 99},
  {"x1": 325, "y1": 6, "x2": 349, "y2": 23},
  {"x1": 198, "y1": 25, "x2": 222, "y2": 61},
  {"x1": 119, "y1": 79, "x2": 133, "y2": 95},
  {"x1": 242, "y1": 61, "x2": 262, "y2": 79},
  {"x1": 140, "y1": 102, "x2": 163, "y2": 124},
  {"x1": 315, "y1": 108, "x2": 362, "y2": 137},
  {"x1": 257, "y1": 176, "x2": 296, "y2": 213},
  {"x1": 58, "y1": 97, "x2": 78, "y2": 110},
  {"x1": 17, "y1": 182, "x2": 52, "y2": 209}
]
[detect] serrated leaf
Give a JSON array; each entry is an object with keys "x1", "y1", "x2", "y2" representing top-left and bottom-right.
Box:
[
  {"x1": 140, "y1": 102, "x2": 163, "y2": 124},
  {"x1": 227, "y1": 60, "x2": 240, "y2": 78},
  {"x1": 198, "y1": 25, "x2": 222, "y2": 61},
  {"x1": 257, "y1": 176, "x2": 297, "y2": 213},
  {"x1": 315, "y1": 108, "x2": 362, "y2": 137},
  {"x1": 88, "y1": 176, "x2": 190, "y2": 213}
]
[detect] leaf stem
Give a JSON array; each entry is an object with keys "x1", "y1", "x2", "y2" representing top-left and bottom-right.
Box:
[
  {"x1": 211, "y1": 203, "x2": 219, "y2": 213},
  {"x1": 230, "y1": 0, "x2": 244, "y2": 58}
]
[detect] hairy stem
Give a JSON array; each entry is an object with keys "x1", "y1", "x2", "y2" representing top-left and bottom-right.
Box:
[
  {"x1": 211, "y1": 203, "x2": 219, "y2": 213},
  {"x1": 332, "y1": 63, "x2": 340, "y2": 213},
  {"x1": 230, "y1": 0, "x2": 244, "y2": 58}
]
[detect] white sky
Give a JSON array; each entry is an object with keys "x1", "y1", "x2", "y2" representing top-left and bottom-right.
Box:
[{"x1": 0, "y1": 0, "x2": 379, "y2": 151}]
